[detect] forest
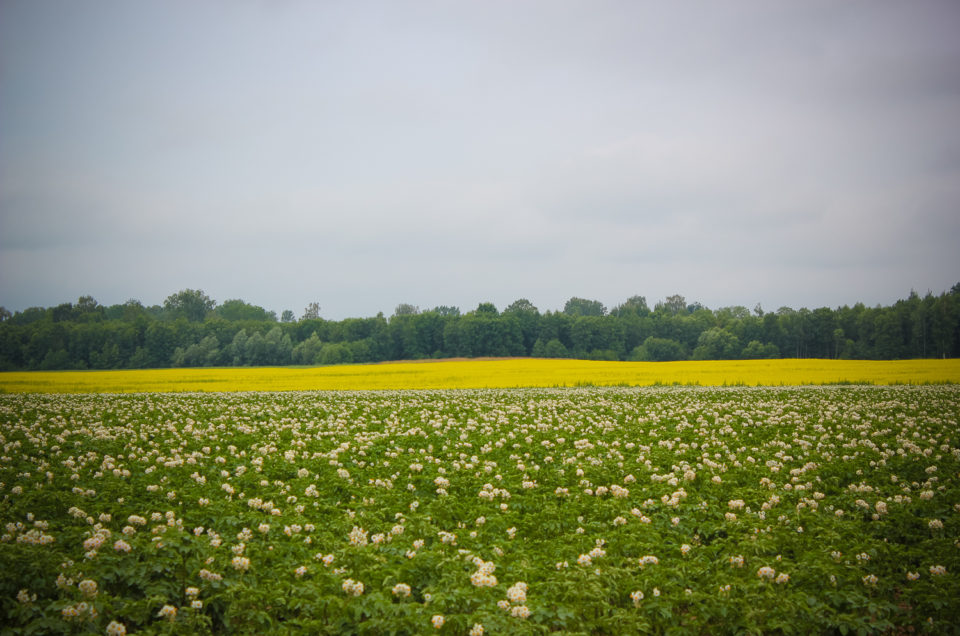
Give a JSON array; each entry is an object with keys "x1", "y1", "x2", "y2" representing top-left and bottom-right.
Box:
[{"x1": 1, "y1": 286, "x2": 958, "y2": 371}]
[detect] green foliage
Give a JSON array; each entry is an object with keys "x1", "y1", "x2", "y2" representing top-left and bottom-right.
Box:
[
  {"x1": 393, "y1": 304, "x2": 419, "y2": 317},
  {"x1": 216, "y1": 300, "x2": 277, "y2": 322},
  {"x1": 319, "y1": 342, "x2": 353, "y2": 365},
  {"x1": 631, "y1": 337, "x2": 688, "y2": 361},
  {"x1": 292, "y1": 333, "x2": 324, "y2": 365},
  {"x1": 1, "y1": 387, "x2": 958, "y2": 634},
  {"x1": 742, "y1": 340, "x2": 780, "y2": 359},
  {"x1": 2, "y1": 286, "x2": 960, "y2": 370},
  {"x1": 563, "y1": 297, "x2": 606, "y2": 317},
  {"x1": 692, "y1": 327, "x2": 742, "y2": 360},
  {"x1": 536, "y1": 338, "x2": 568, "y2": 358},
  {"x1": 163, "y1": 290, "x2": 215, "y2": 322}
]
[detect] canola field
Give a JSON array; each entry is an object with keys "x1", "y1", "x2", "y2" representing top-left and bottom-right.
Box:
[
  {"x1": 1, "y1": 358, "x2": 959, "y2": 393},
  {"x1": 1, "y1": 386, "x2": 958, "y2": 634}
]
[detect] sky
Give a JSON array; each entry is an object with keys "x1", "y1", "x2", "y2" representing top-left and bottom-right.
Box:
[{"x1": 2, "y1": 1, "x2": 959, "y2": 320}]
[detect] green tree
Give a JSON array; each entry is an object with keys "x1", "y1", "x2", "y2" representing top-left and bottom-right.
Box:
[
  {"x1": 216, "y1": 299, "x2": 277, "y2": 322},
  {"x1": 630, "y1": 337, "x2": 687, "y2": 361},
  {"x1": 164, "y1": 289, "x2": 215, "y2": 322},
  {"x1": 474, "y1": 302, "x2": 499, "y2": 316},
  {"x1": 655, "y1": 295, "x2": 687, "y2": 316},
  {"x1": 692, "y1": 328, "x2": 741, "y2": 360},
  {"x1": 873, "y1": 310, "x2": 905, "y2": 359},
  {"x1": 228, "y1": 329, "x2": 250, "y2": 365},
  {"x1": 610, "y1": 295, "x2": 649, "y2": 317},
  {"x1": 73, "y1": 296, "x2": 104, "y2": 322},
  {"x1": 89, "y1": 342, "x2": 122, "y2": 369},
  {"x1": 503, "y1": 299, "x2": 541, "y2": 355},
  {"x1": 264, "y1": 326, "x2": 292, "y2": 365},
  {"x1": 172, "y1": 334, "x2": 221, "y2": 367},
  {"x1": 144, "y1": 322, "x2": 176, "y2": 367},
  {"x1": 393, "y1": 303, "x2": 419, "y2": 317},
  {"x1": 320, "y1": 342, "x2": 353, "y2": 365},
  {"x1": 563, "y1": 297, "x2": 606, "y2": 317},
  {"x1": 244, "y1": 331, "x2": 267, "y2": 365},
  {"x1": 741, "y1": 340, "x2": 779, "y2": 359},
  {"x1": 570, "y1": 316, "x2": 626, "y2": 359},
  {"x1": 538, "y1": 338, "x2": 568, "y2": 358},
  {"x1": 292, "y1": 333, "x2": 324, "y2": 365}
]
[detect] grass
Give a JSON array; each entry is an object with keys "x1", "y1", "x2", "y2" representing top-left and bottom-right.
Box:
[{"x1": 1, "y1": 358, "x2": 958, "y2": 393}]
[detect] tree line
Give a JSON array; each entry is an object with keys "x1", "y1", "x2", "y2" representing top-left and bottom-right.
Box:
[{"x1": 1, "y1": 285, "x2": 958, "y2": 371}]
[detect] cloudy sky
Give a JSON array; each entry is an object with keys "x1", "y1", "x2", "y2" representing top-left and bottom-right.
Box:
[{"x1": 2, "y1": 1, "x2": 958, "y2": 319}]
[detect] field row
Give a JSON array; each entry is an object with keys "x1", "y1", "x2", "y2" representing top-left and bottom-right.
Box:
[
  {"x1": 2, "y1": 357, "x2": 960, "y2": 393},
  {"x1": 0, "y1": 386, "x2": 958, "y2": 634}
]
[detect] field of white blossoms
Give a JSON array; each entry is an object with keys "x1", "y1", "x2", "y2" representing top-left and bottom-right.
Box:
[{"x1": 1, "y1": 386, "x2": 958, "y2": 635}]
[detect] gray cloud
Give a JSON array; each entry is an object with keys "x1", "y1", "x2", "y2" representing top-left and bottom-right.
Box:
[{"x1": 2, "y1": 0, "x2": 959, "y2": 318}]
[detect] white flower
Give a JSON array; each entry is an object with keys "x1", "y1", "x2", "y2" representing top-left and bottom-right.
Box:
[
  {"x1": 469, "y1": 624, "x2": 484, "y2": 636},
  {"x1": 431, "y1": 614, "x2": 445, "y2": 628},
  {"x1": 757, "y1": 567, "x2": 776, "y2": 580},
  {"x1": 78, "y1": 579, "x2": 98, "y2": 598},
  {"x1": 342, "y1": 579, "x2": 364, "y2": 596},
  {"x1": 157, "y1": 604, "x2": 177, "y2": 621},
  {"x1": 106, "y1": 620, "x2": 127, "y2": 636},
  {"x1": 630, "y1": 590, "x2": 644, "y2": 606},
  {"x1": 510, "y1": 605, "x2": 531, "y2": 619},
  {"x1": 392, "y1": 583, "x2": 412, "y2": 597},
  {"x1": 348, "y1": 526, "x2": 369, "y2": 546},
  {"x1": 506, "y1": 582, "x2": 527, "y2": 603}
]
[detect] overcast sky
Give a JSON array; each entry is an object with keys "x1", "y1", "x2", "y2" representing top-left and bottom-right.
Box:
[{"x1": 2, "y1": 1, "x2": 959, "y2": 320}]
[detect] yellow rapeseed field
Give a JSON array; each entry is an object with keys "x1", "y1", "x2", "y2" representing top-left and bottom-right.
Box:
[{"x1": 1, "y1": 358, "x2": 958, "y2": 393}]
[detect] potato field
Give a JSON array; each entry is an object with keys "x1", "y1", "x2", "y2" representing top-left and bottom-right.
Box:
[{"x1": 1, "y1": 386, "x2": 958, "y2": 634}]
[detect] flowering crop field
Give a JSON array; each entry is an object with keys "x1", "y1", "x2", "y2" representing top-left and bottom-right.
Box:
[
  {"x1": 1, "y1": 387, "x2": 958, "y2": 635},
  {"x1": 2, "y1": 358, "x2": 959, "y2": 393}
]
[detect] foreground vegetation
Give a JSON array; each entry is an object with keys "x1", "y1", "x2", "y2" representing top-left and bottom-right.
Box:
[
  {"x1": 2, "y1": 358, "x2": 960, "y2": 394},
  {"x1": 2, "y1": 285, "x2": 959, "y2": 372},
  {"x1": 1, "y1": 387, "x2": 958, "y2": 634}
]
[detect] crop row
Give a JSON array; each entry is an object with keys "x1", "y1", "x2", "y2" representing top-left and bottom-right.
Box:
[{"x1": 1, "y1": 386, "x2": 958, "y2": 634}]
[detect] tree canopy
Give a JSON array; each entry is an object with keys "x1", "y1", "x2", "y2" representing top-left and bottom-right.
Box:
[{"x1": 1, "y1": 288, "x2": 958, "y2": 370}]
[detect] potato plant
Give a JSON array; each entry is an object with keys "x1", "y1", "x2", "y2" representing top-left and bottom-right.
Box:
[{"x1": 1, "y1": 387, "x2": 958, "y2": 634}]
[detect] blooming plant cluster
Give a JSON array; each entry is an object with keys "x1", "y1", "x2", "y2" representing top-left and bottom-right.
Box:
[{"x1": 0, "y1": 386, "x2": 958, "y2": 633}]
